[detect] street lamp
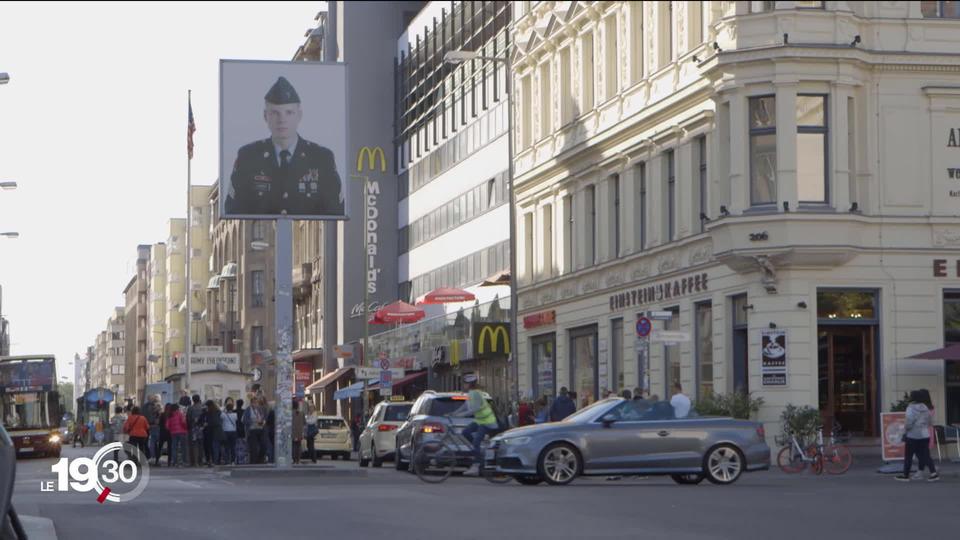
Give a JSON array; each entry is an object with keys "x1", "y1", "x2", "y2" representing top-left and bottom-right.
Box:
[
  {"x1": 443, "y1": 48, "x2": 519, "y2": 408},
  {"x1": 0, "y1": 182, "x2": 16, "y2": 190},
  {"x1": 1, "y1": 232, "x2": 19, "y2": 239}
]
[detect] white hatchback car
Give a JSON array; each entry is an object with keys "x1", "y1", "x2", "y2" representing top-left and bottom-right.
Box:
[
  {"x1": 358, "y1": 401, "x2": 412, "y2": 467},
  {"x1": 312, "y1": 416, "x2": 353, "y2": 460}
]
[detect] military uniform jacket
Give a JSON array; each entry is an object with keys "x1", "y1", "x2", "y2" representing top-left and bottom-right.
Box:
[{"x1": 227, "y1": 136, "x2": 343, "y2": 216}]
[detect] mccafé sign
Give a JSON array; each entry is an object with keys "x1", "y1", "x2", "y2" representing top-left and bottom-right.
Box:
[
  {"x1": 473, "y1": 322, "x2": 511, "y2": 359},
  {"x1": 609, "y1": 272, "x2": 709, "y2": 312}
]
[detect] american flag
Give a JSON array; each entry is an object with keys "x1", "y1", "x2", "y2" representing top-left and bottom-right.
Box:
[{"x1": 187, "y1": 98, "x2": 196, "y2": 160}]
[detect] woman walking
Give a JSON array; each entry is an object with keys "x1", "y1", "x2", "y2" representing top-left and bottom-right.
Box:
[
  {"x1": 166, "y1": 402, "x2": 188, "y2": 467},
  {"x1": 896, "y1": 389, "x2": 939, "y2": 482},
  {"x1": 221, "y1": 402, "x2": 239, "y2": 465},
  {"x1": 304, "y1": 400, "x2": 318, "y2": 464},
  {"x1": 122, "y1": 406, "x2": 149, "y2": 465}
]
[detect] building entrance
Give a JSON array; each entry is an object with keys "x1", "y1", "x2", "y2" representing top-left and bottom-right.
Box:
[{"x1": 818, "y1": 326, "x2": 877, "y2": 436}]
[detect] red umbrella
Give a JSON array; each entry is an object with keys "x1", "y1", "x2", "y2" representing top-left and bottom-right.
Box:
[
  {"x1": 374, "y1": 300, "x2": 425, "y2": 324},
  {"x1": 907, "y1": 343, "x2": 960, "y2": 360},
  {"x1": 423, "y1": 287, "x2": 476, "y2": 304}
]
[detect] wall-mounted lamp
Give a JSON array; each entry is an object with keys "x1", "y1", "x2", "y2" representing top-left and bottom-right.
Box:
[
  {"x1": 720, "y1": 205, "x2": 730, "y2": 217},
  {"x1": 742, "y1": 304, "x2": 755, "y2": 312},
  {"x1": 850, "y1": 35, "x2": 861, "y2": 47},
  {"x1": 713, "y1": 42, "x2": 723, "y2": 53},
  {"x1": 782, "y1": 201, "x2": 790, "y2": 213},
  {"x1": 783, "y1": 33, "x2": 789, "y2": 44},
  {"x1": 691, "y1": 54, "x2": 700, "y2": 63},
  {"x1": 797, "y1": 301, "x2": 808, "y2": 309},
  {"x1": 849, "y1": 202, "x2": 859, "y2": 213},
  {"x1": 769, "y1": 322, "x2": 778, "y2": 329},
  {"x1": 699, "y1": 212, "x2": 710, "y2": 222}
]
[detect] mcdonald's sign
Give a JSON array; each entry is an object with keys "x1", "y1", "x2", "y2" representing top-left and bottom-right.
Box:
[
  {"x1": 473, "y1": 322, "x2": 511, "y2": 358},
  {"x1": 356, "y1": 146, "x2": 387, "y2": 173}
]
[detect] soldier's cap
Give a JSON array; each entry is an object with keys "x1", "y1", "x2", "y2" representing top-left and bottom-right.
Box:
[{"x1": 265, "y1": 76, "x2": 300, "y2": 105}]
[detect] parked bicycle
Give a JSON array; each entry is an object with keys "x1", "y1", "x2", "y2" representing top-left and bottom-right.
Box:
[
  {"x1": 412, "y1": 416, "x2": 511, "y2": 484},
  {"x1": 777, "y1": 425, "x2": 852, "y2": 475}
]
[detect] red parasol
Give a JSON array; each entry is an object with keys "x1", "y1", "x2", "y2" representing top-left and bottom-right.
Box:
[
  {"x1": 906, "y1": 343, "x2": 960, "y2": 360},
  {"x1": 373, "y1": 300, "x2": 426, "y2": 324},
  {"x1": 423, "y1": 287, "x2": 476, "y2": 304}
]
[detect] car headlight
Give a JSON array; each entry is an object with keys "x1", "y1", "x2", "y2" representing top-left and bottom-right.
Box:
[
  {"x1": 502, "y1": 436, "x2": 531, "y2": 446},
  {"x1": 48, "y1": 434, "x2": 61, "y2": 444}
]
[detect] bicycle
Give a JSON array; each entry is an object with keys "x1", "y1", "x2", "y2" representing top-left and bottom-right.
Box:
[
  {"x1": 777, "y1": 427, "x2": 852, "y2": 475},
  {"x1": 412, "y1": 416, "x2": 512, "y2": 485}
]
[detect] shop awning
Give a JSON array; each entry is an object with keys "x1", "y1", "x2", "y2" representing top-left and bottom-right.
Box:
[
  {"x1": 304, "y1": 367, "x2": 353, "y2": 395},
  {"x1": 369, "y1": 369, "x2": 427, "y2": 391},
  {"x1": 333, "y1": 381, "x2": 366, "y2": 400}
]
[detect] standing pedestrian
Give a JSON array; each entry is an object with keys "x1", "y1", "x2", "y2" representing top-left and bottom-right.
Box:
[
  {"x1": 234, "y1": 398, "x2": 247, "y2": 464},
  {"x1": 620, "y1": 389, "x2": 633, "y2": 400},
  {"x1": 292, "y1": 399, "x2": 305, "y2": 465},
  {"x1": 350, "y1": 415, "x2": 361, "y2": 452},
  {"x1": 221, "y1": 401, "x2": 238, "y2": 465},
  {"x1": 549, "y1": 387, "x2": 577, "y2": 422},
  {"x1": 243, "y1": 397, "x2": 268, "y2": 465},
  {"x1": 896, "y1": 389, "x2": 939, "y2": 482},
  {"x1": 266, "y1": 402, "x2": 276, "y2": 463},
  {"x1": 166, "y1": 402, "x2": 187, "y2": 467},
  {"x1": 187, "y1": 395, "x2": 206, "y2": 467},
  {"x1": 534, "y1": 397, "x2": 549, "y2": 424},
  {"x1": 204, "y1": 400, "x2": 224, "y2": 466},
  {"x1": 143, "y1": 394, "x2": 162, "y2": 462},
  {"x1": 304, "y1": 400, "x2": 318, "y2": 464},
  {"x1": 110, "y1": 406, "x2": 127, "y2": 462},
  {"x1": 670, "y1": 383, "x2": 691, "y2": 418},
  {"x1": 518, "y1": 399, "x2": 534, "y2": 426},
  {"x1": 156, "y1": 404, "x2": 172, "y2": 466},
  {"x1": 122, "y1": 406, "x2": 149, "y2": 465}
]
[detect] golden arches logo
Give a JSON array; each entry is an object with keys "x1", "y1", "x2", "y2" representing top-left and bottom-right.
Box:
[
  {"x1": 356, "y1": 146, "x2": 386, "y2": 173},
  {"x1": 477, "y1": 325, "x2": 510, "y2": 355}
]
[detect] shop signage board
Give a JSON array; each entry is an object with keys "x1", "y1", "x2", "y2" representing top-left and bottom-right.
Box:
[
  {"x1": 761, "y1": 329, "x2": 788, "y2": 386},
  {"x1": 356, "y1": 366, "x2": 403, "y2": 379},
  {"x1": 523, "y1": 310, "x2": 556, "y2": 329},
  {"x1": 649, "y1": 331, "x2": 690, "y2": 344},
  {"x1": 880, "y1": 412, "x2": 907, "y2": 461}
]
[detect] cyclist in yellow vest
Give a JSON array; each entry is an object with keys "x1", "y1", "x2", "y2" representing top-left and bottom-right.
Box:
[{"x1": 456, "y1": 374, "x2": 499, "y2": 477}]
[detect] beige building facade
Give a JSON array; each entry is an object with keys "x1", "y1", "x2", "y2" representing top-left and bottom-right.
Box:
[
  {"x1": 513, "y1": 1, "x2": 960, "y2": 436},
  {"x1": 147, "y1": 242, "x2": 167, "y2": 385}
]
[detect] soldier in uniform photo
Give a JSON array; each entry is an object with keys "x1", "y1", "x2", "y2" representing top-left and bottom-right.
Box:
[{"x1": 226, "y1": 76, "x2": 343, "y2": 216}]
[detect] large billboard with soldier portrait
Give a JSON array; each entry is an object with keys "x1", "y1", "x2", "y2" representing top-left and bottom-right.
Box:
[{"x1": 220, "y1": 60, "x2": 348, "y2": 220}]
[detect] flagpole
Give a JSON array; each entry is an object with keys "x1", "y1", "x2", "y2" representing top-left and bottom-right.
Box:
[{"x1": 185, "y1": 88, "x2": 193, "y2": 393}]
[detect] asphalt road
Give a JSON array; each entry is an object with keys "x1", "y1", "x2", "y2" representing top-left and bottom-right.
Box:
[{"x1": 10, "y1": 445, "x2": 958, "y2": 540}]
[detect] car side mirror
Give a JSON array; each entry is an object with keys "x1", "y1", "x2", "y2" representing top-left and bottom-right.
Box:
[{"x1": 600, "y1": 413, "x2": 617, "y2": 428}]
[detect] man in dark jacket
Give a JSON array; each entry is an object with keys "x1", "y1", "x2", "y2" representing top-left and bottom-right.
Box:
[
  {"x1": 143, "y1": 395, "x2": 162, "y2": 462},
  {"x1": 187, "y1": 395, "x2": 206, "y2": 467},
  {"x1": 549, "y1": 387, "x2": 577, "y2": 422}
]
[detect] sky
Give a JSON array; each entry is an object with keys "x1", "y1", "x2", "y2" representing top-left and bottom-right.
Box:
[{"x1": 0, "y1": 2, "x2": 324, "y2": 383}]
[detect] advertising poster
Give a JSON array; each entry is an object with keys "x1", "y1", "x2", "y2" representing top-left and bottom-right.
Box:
[
  {"x1": 881, "y1": 412, "x2": 907, "y2": 461},
  {"x1": 220, "y1": 60, "x2": 348, "y2": 220},
  {"x1": 294, "y1": 362, "x2": 313, "y2": 399},
  {"x1": 761, "y1": 329, "x2": 788, "y2": 387},
  {"x1": 0, "y1": 359, "x2": 55, "y2": 393}
]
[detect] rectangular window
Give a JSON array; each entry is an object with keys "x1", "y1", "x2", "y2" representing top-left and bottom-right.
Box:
[
  {"x1": 698, "y1": 135, "x2": 708, "y2": 233},
  {"x1": 666, "y1": 150, "x2": 676, "y2": 241},
  {"x1": 520, "y1": 75, "x2": 533, "y2": 149},
  {"x1": 251, "y1": 270, "x2": 264, "y2": 308},
  {"x1": 252, "y1": 221, "x2": 265, "y2": 241},
  {"x1": 581, "y1": 31, "x2": 595, "y2": 111},
  {"x1": 749, "y1": 96, "x2": 777, "y2": 205},
  {"x1": 542, "y1": 204, "x2": 553, "y2": 279},
  {"x1": 795, "y1": 1, "x2": 825, "y2": 8},
  {"x1": 689, "y1": 1, "x2": 703, "y2": 49},
  {"x1": 695, "y1": 301, "x2": 713, "y2": 398},
  {"x1": 731, "y1": 294, "x2": 749, "y2": 393},
  {"x1": 604, "y1": 14, "x2": 619, "y2": 101},
  {"x1": 611, "y1": 174, "x2": 621, "y2": 258},
  {"x1": 524, "y1": 212, "x2": 535, "y2": 283},
  {"x1": 251, "y1": 326, "x2": 264, "y2": 353},
  {"x1": 797, "y1": 95, "x2": 828, "y2": 203},
  {"x1": 560, "y1": 46, "x2": 574, "y2": 124},
  {"x1": 611, "y1": 318, "x2": 624, "y2": 393},
  {"x1": 664, "y1": 306, "x2": 681, "y2": 394},
  {"x1": 750, "y1": 1, "x2": 775, "y2": 12},
  {"x1": 570, "y1": 325, "x2": 599, "y2": 406},
  {"x1": 637, "y1": 163, "x2": 647, "y2": 251},
  {"x1": 630, "y1": 2, "x2": 644, "y2": 84},
  {"x1": 539, "y1": 61, "x2": 552, "y2": 139},
  {"x1": 563, "y1": 194, "x2": 574, "y2": 274},
  {"x1": 531, "y1": 334, "x2": 557, "y2": 399},
  {"x1": 487, "y1": 178, "x2": 496, "y2": 208},
  {"x1": 586, "y1": 185, "x2": 596, "y2": 266}
]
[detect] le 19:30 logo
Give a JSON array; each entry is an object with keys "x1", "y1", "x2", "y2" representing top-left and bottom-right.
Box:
[{"x1": 43, "y1": 443, "x2": 151, "y2": 503}]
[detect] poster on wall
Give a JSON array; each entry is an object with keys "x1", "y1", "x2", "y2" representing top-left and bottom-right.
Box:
[{"x1": 761, "y1": 329, "x2": 788, "y2": 387}]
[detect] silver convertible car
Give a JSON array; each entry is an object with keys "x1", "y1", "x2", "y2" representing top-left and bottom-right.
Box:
[{"x1": 491, "y1": 397, "x2": 770, "y2": 485}]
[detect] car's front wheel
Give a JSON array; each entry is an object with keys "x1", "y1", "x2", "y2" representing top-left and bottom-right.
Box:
[
  {"x1": 703, "y1": 444, "x2": 744, "y2": 485},
  {"x1": 670, "y1": 473, "x2": 704, "y2": 485},
  {"x1": 537, "y1": 443, "x2": 580, "y2": 486}
]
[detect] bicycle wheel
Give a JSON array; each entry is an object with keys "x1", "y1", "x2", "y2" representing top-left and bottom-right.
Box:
[
  {"x1": 777, "y1": 446, "x2": 806, "y2": 474},
  {"x1": 413, "y1": 441, "x2": 456, "y2": 484},
  {"x1": 822, "y1": 444, "x2": 852, "y2": 475},
  {"x1": 807, "y1": 446, "x2": 824, "y2": 475}
]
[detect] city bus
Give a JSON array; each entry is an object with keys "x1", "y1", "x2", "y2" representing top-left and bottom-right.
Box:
[{"x1": 0, "y1": 355, "x2": 63, "y2": 458}]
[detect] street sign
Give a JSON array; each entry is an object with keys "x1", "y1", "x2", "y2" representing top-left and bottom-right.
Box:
[
  {"x1": 647, "y1": 310, "x2": 674, "y2": 321},
  {"x1": 379, "y1": 370, "x2": 393, "y2": 397},
  {"x1": 650, "y1": 330, "x2": 691, "y2": 343},
  {"x1": 252, "y1": 367, "x2": 263, "y2": 382},
  {"x1": 356, "y1": 366, "x2": 403, "y2": 379},
  {"x1": 379, "y1": 358, "x2": 390, "y2": 371},
  {"x1": 635, "y1": 317, "x2": 652, "y2": 337}
]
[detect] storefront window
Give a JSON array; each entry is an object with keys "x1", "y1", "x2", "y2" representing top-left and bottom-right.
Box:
[
  {"x1": 664, "y1": 306, "x2": 680, "y2": 394},
  {"x1": 570, "y1": 326, "x2": 598, "y2": 409},
  {"x1": 531, "y1": 333, "x2": 556, "y2": 399},
  {"x1": 731, "y1": 294, "x2": 749, "y2": 393},
  {"x1": 944, "y1": 291, "x2": 960, "y2": 425},
  {"x1": 817, "y1": 291, "x2": 876, "y2": 320},
  {"x1": 611, "y1": 319, "x2": 624, "y2": 393},
  {"x1": 696, "y1": 302, "x2": 713, "y2": 398},
  {"x1": 749, "y1": 96, "x2": 777, "y2": 205}
]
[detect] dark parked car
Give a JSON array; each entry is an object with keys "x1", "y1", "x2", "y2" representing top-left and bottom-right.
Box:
[
  {"x1": 491, "y1": 397, "x2": 770, "y2": 485},
  {"x1": 394, "y1": 390, "x2": 496, "y2": 471},
  {"x1": 1, "y1": 424, "x2": 27, "y2": 538}
]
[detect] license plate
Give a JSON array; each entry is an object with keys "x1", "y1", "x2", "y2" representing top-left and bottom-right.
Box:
[
  {"x1": 320, "y1": 433, "x2": 338, "y2": 439},
  {"x1": 19, "y1": 447, "x2": 33, "y2": 453}
]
